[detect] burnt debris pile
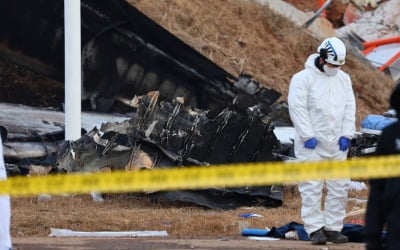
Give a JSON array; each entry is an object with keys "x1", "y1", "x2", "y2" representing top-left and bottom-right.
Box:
[{"x1": 55, "y1": 90, "x2": 283, "y2": 209}]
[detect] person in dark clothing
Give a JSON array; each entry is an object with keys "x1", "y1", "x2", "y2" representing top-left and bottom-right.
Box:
[{"x1": 365, "y1": 82, "x2": 400, "y2": 250}]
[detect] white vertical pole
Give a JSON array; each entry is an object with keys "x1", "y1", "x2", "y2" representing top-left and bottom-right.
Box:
[{"x1": 64, "y1": 0, "x2": 81, "y2": 140}]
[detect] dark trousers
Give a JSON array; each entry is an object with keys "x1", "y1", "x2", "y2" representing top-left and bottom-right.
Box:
[{"x1": 365, "y1": 178, "x2": 400, "y2": 250}]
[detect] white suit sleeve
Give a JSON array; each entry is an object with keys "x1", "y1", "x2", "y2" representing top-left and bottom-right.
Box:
[
  {"x1": 341, "y1": 77, "x2": 356, "y2": 139},
  {"x1": 288, "y1": 73, "x2": 315, "y2": 141}
]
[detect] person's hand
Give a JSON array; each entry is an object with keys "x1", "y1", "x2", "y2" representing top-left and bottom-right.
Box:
[
  {"x1": 304, "y1": 137, "x2": 317, "y2": 149},
  {"x1": 339, "y1": 136, "x2": 351, "y2": 151}
]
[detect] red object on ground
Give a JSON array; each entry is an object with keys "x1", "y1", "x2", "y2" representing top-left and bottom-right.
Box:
[
  {"x1": 363, "y1": 46, "x2": 377, "y2": 55},
  {"x1": 378, "y1": 51, "x2": 400, "y2": 72},
  {"x1": 362, "y1": 36, "x2": 400, "y2": 49}
]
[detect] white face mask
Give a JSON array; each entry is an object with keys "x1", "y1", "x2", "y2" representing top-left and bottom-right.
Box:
[{"x1": 323, "y1": 64, "x2": 340, "y2": 77}]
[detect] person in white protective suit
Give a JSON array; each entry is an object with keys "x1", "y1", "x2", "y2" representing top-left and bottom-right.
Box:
[
  {"x1": 0, "y1": 135, "x2": 12, "y2": 250},
  {"x1": 288, "y1": 37, "x2": 356, "y2": 245}
]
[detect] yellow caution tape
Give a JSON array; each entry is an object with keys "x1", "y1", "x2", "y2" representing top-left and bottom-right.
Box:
[{"x1": 1, "y1": 155, "x2": 400, "y2": 196}]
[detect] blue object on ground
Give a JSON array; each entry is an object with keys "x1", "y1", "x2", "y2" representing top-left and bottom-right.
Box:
[
  {"x1": 242, "y1": 228, "x2": 269, "y2": 236},
  {"x1": 238, "y1": 213, "x2": 263, "y2": 218},
  {"x1": 361, "y1": 115, "x2": 397, "y2": 131}
]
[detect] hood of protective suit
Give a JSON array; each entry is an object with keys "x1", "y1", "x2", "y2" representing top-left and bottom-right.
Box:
[
  {"x1": 305, "y1": 54, "x2": 321, "y2": 73},
  {"x1": 288, "y1": 54, "x2": 356, "y2": 159},
  {"x1": 305, "y1": 54, "x2": 342, "y2": 77}
]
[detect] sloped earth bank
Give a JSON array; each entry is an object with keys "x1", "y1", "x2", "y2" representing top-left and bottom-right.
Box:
[
  {"x1": 129, "y1": 0, "x2": 395, "y2": 124},
  {"x1": 13, "y1": 237, "x2": 364, "y2": 250}
]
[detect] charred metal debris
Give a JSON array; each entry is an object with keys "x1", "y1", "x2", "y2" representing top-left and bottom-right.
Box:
[
  {"x1": 4, "y1": 87, "x2": 284, "y2": 210},
  {"x1": 55, "y1": 91, "x2": 283, "y2": 209}
]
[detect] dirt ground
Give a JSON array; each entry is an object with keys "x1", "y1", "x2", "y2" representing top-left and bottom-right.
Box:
[
  {"x1": 12, "y1": 237, "x2": 365, "y2": 250},
  {"x1": 0, "y1": 60, "x2": 64, "y2": 108}
]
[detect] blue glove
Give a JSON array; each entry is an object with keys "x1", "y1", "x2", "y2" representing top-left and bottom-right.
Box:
[
  {"x1": 304, "y1": 137, "x2": 317, "y2": 149},
  {"x1": 339, "y1": 136, "x2": 351, "y2": 151}
]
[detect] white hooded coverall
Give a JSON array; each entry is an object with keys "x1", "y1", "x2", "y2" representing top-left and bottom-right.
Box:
[
  {"x1": 0, "y1": 137, "x2": 12, "y2": 250},
  {"x1": 288, "y1": 54, "x2": 356, "y2": 235}
]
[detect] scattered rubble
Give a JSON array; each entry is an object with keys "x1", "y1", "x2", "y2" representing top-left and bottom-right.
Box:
[
  {"x1": 336, "y1": 0, "x2": 400, "y2": 40},
  {"x1": 258, "y1": 0, "x2": 336, "y2": 39}
]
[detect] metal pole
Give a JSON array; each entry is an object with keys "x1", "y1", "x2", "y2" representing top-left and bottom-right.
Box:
[
  {"x1": 318, "y1": 0, "x2": 326, "y2": 18},
  {"x1": 64, "y1": 0, "x2": 81, "y2": 140},
  {"x1": 303, "y1": 0, "x2": 332, "y2": 28}
]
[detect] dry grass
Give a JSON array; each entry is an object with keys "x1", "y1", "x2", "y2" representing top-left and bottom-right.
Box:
[
  {"x1": 11, "y1": 186, "x2": 368, "y2": 237},
  {"x1": 11, "y1": 191, "x2": 300, "y2": 237},
  {"x1": 128, "y1": 0, "x2": 395, "y2": 125}
]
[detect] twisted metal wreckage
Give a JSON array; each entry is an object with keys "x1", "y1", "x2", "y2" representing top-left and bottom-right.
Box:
[{"x1": 0, "y1": 0, "x2": 378, "y2": 209}]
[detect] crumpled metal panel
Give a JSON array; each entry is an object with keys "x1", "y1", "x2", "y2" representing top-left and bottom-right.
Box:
[
  {"x1": 130, "y1": 92, "x2": 278, "y2": 166},
  {"x1": 56, "y1": 92, "x2": 283, "y2": 209}
]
